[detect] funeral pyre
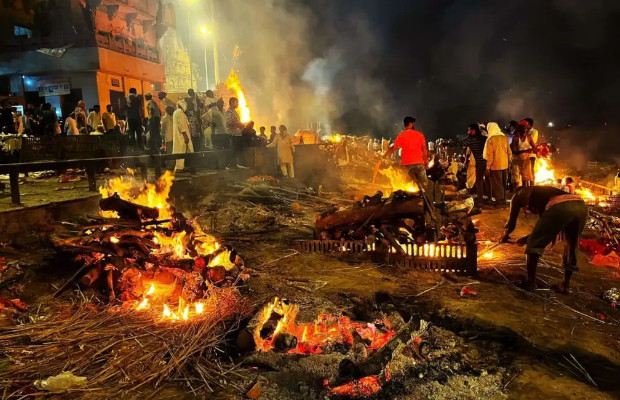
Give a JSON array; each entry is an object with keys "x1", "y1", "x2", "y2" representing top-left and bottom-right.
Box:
[
  {"x1": 0, "y1": 171, "x2": 254, "y2": 397},
  {"x1": 241, "y1": 298, "x2": 507, "y2": 399},
  {"x1": 50, "y1": 171, "x2": 248, "y2": 316}
]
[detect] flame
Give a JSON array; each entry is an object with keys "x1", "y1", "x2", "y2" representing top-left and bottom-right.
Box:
[
  {"x1": 576, "y1": 188, "x2": 596, "y2": 203},
  {"x1": 208, "y1": 249, "x2": 236, "y2": 270},
  {"x1": 378, "y1": 166, "x2": 419, "y2": 195},
  {"x1": 162, "y1": 304, "x2": 171, "y2": 318},
  {"x1": 195, "y1": 302, "x2": 204, "y2": 315},
  {"x1": 253, "y1": 298, "x2": 395, "y2": 355},
  {"x1": 225, "y1": 69, "x2": 251, "y2": 123},
  {"x1": 99, "y1": 171, "x2": 175, "y2": 220},
  {"x1": 146, "y1": 284, "x2": 155, "y2": 296},
  {"x1": 324, "y1": 134, "x2": 343, "y2": 143},
  {"x1": 483, "y1": 252, "x2": 494, "y2": 259},
  {"x1": 534, "y1": 158, "x2": 556, "y2": 184},
  {"x1": 136, "y1": 297, "x2": 149, "y2": 310},
  {"x1": 110, "y1": 236, "x2": 119, "y2": 244}
]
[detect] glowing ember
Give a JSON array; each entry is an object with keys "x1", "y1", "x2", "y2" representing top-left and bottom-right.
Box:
[
  {"x1": 254, "y1": 298, "x2": 395, "y2": 355},
  {"x1": 225, "y1": 69, "x2": 251, "y2": 123},
  {"x1": 378, "y1": 166, "x2": 419, "y2": 195},
  {"x1": 110, "y1": 236, "x2": 119, "y2": 244},
  {"x1": 99, "y1": 171, "x2": 175, "y2": 220},
  {"x1": 534, "y1": 158, "x2": 556, "y2": 184},
  {"x1": 195, "y1": 302, "x2": 204, "y2": 315},
  {"x1": 483, "y1": 252, "x2": 494, "y2": 259},
  {"x1": 324, "y1": 376, "x2": 382, "y2": 398}
]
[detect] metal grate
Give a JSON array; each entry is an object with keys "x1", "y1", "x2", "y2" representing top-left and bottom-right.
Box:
[
  {"x1": 295, "y1": 240, "x2": 477, "y2": 275},
  {"x1": 295, "y1": 240, "x2": 372, "y2": 254}
]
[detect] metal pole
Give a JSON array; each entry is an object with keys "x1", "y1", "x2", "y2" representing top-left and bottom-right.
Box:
[
  {"x1": 210, "y1": 0, "x2": 220, "y2": 84},
  {"x1": 204, "y1": 38, "x2": 210, "y2": 90},
  {"x1": 186, "y1": 8, "x2": 193, "y2": 89}
]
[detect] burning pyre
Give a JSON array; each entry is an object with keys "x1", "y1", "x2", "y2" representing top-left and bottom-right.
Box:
[{"x1": 52, "y1": 171, "x2": 247, "y2": 321}]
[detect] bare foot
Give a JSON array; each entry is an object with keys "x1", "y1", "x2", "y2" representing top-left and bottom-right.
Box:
[{"x1": 551, "y1": 283, "x2": 570, "y2": 295}]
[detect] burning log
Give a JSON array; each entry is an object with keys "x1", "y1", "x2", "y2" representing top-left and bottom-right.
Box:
[
  {"x1": 99, "y1": 193, "x2": 159, "y2": 221},
  {"x1": 316, "y1": 194, "x2": 424, "y2": 232},
  {"x1": 273, "y1": 332, "x2": 298, "y2": 353}
]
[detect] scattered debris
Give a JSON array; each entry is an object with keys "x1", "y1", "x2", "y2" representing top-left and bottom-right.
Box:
[{"x1": 34, "y1": 371, "x2": 87, "y2": 392}]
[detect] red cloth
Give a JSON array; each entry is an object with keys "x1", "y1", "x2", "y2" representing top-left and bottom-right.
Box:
[{"x1": 393, "y1": 129, "x2": 427, "y2": 165}]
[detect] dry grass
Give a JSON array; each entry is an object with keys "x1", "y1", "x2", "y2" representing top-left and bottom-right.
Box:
[{"x1": 0, "y1": 288, "x2": 252, "y2": 399}]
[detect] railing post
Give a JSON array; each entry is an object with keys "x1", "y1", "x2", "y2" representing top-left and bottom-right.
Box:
[
  {"x1": 87, "y1": 166, "x2": 97, "y2": 192},
  {"x1": 9, "y1": 171, "x2": 20, "y2": 205}
]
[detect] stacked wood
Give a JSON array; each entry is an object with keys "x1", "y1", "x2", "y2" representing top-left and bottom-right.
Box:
[{"x1": 52, "y1": 198, "x2": 246, "y2": 302}]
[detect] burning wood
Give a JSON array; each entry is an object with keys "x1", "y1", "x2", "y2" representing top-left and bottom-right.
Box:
[
  {"x1": 246, "y1": 297, "x2": 396, "y2": 355},
  {"x1": 52, "y1": 172, "x2": 247, "y2": 320}
]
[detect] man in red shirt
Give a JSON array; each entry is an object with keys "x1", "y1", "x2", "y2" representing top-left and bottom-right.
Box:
[{"x1": 383, "y1": 116, "x2": 429, "y2": 191}]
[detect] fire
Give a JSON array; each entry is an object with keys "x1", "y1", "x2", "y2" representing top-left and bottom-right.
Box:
[
  {"x1": 253, "y1": 298, "x2": 395, "y2": 355},
  {"x1": 576, "y1": 187, "x2": 596, "y2": 203},
  {"x1": 324, "y1": 134, "x2": 343, "y2": 143},
  {"x1": 225, "y1": 69, "x2": 251, "y2": 123},
  {"x1": 378, "y1": 166, "x2": 419, "y2": 195},
  {"x1": 136, "y1": 297, "x2": 149, "y2": 310},
  {"x1": 483, "y1": 252, "x2": 494, "y2": 259},
  {"x1": 534, "y1": 158, "x2": 556, "y2": 184},
  {"x1": 99, "y1": 171, "x2": 175, "y2": 220}
]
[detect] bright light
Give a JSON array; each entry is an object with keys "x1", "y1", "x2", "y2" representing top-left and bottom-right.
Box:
[
  {"x1": 547, "y1": 121, "x2": 554, "y2": 128},
  {"x1": 199, "y1": 26, "x2": 211, "y2": 35}
]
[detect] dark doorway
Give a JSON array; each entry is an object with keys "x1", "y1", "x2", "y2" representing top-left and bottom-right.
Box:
[{"x1": 109, "y1": 90, "x2": 126, "y2": 119}]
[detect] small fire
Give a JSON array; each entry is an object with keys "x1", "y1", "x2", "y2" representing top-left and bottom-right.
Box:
[
  {"x1": 534, "y1": 158, "x2": 556, "y2": 184},
  {"x1": 99, "y1": 171, "x2": 175, "y2": 220},
  {"x1": 225, "y1": 69, "x2": 251, "y2": 123},
  {"x1": 378, "y1": 166, "x2": 419, "y2": 195},
  {"x1": 483, "y1": 252, "x2": 494, "y2": 259},
  {"x1": 136, "y1": 297, "x2": 149, "y2": 310},
  {"x1": 576, "y1": 187, "x2": 596, "y2": 203},
  {"x1": 110, "y1": 236, "x2": 119, "y2": 244},
  {"x1": 324, "y1": 134, "x2": 343, "y2": 143}
]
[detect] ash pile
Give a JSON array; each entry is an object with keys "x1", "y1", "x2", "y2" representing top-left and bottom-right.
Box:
[{"x1": 240, "y1": 298, "x2": 507, "y2": 399}]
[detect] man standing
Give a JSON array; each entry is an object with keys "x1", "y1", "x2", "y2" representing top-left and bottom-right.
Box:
[
  {"x1": 268, "y1": 126, "x2": 277, "y2": 144},
  {"x1": 172, "y1": 100, "x2": 193, "y2": 171},
  {"x1": 158, "y1": 91, "x2": 175, "y2": 111},
  {"x1": 186, "y1": 88, "x2": 203, "y2": 152},
  {"x1": 146, "y1": 93, "x2": 162, "y2": 153},
  {"x1": 382, "y1": 116, "x2": 429, "y2": 192},
  {"x1": 267, "y1": 125, "x2": 295, "y2": 178},
  {"x1": 510, "y1": 121, "x2": 536, "y2": 189},
  {"x1": 225, "y1": 97, "x2": 244, "y2": 168},
  {"x1": 524, "y1": 118, "x2": 539, "y2": 181},
  {"x1": 500, "y1": 186, "x2": 588, "y2": 294},
  {"x1": 102, "y1": 105, "x2": 117, "y2": 134},
  {"x1": 463, "y1": 123, "x2": 488, "y2": 207},
  {"x1": 161, "y1": 105, "x2": 175, "y2": 169},
  {"x1": 87, "y1": 105, "x2": 102, "y2": 132},
  {"x1": 483, "y1": 122, "x2": 512, "y2": 206},
  {"x1": 258, "y1": 126, "x2": 268, "y2": 146},
  {"x1": 126, "y1": 88, "x2": 143, "y2": 149}
]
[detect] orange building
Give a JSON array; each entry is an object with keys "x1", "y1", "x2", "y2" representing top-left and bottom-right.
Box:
[{"x1": 0, "y1": 0, "x2": 176, "y2": 118}]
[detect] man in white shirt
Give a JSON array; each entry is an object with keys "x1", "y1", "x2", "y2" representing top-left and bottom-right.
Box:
[{"x1": 87, "y1": 105, "x2": 102, "y2": 132}]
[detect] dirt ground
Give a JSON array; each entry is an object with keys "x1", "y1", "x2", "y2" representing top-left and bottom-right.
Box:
[{"x1": 1, "y1": 165, "x2": 619, "y2": 399}]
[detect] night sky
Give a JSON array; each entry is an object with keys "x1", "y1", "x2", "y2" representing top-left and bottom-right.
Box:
[
  {"x1": 300, "y1": 0, "x2": 620, "y2": 136},
  {"x1": 196, "y1": 0, "x2": 620, "y2": 159}
]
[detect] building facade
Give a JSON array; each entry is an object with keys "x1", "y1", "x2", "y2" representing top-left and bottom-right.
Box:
[{"x1": 0, "y1": 0, "x2": 177, "y2": 118}]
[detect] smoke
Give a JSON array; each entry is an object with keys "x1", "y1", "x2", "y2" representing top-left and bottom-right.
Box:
[{"x1": 187, "y1": 0, "x2": 620, "y2": 148}]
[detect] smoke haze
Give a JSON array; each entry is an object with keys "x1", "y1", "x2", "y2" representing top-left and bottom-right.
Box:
[{"x1": 183, "y1": 0, "x2": 620, "y2": 154}]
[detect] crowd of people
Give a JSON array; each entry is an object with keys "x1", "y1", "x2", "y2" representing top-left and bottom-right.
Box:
[
  {"x1": 385, "y1": 116, "x2": 588, "y2": 294},
  {"x1": 1, "y1": 89, "x2": 297, "y2": 177}
]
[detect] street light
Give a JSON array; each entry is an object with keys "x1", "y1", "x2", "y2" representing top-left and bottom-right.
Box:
[{"x1": 199, "y1": 26, "x2": 212, "y2": 91}]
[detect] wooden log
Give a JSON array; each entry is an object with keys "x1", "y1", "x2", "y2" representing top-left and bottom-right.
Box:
[
  {"x1": 316, "y1": 197, "x2": 424, "y2": 232},
  {"x1": 99, "y1": 193, "x2": 159, "y2": 221},
  {"x1": 80, "y1": 264, "x2": 104, "y2": 286}
]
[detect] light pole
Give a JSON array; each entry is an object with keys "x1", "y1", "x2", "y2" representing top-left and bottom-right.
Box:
[
  {"x1": 199, "y1": 26, "x2": 211, "y2": 90},
  {"x1": 210, "y1": 0, "x2": 220, "y2": 84}
]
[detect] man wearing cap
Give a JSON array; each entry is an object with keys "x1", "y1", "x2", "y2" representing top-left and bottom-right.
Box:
[{"x1": 382, "y1": 116, "x2": 429, "y2": 192}]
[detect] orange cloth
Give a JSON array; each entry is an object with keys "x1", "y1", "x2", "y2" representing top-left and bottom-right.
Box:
[{"x1": 392, "y1": 129, "x2": 427, "y2": 165}]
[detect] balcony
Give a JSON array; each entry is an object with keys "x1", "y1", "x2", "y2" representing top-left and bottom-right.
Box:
[{"x1": 95, "y1": 31, "x2": 159, "y2": 63}]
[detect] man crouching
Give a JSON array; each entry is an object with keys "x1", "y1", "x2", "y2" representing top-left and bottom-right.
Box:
[{"x1": 499, "y1": 186, "x2": 588, "y2": 294}]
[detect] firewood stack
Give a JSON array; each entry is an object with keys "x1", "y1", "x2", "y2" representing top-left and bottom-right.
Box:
[{"x1": 51, "y1": 194, "x2": 246, "y2": 303}]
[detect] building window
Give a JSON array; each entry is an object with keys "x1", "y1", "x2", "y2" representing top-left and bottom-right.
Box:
[{"x1": 14, "y1": 26, "x2": 32, "y2": 38}]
